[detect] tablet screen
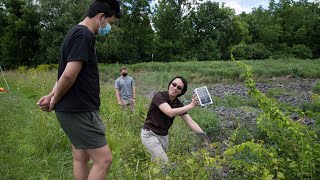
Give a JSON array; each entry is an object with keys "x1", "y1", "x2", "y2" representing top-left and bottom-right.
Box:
[{"x1": 194, "y1": 86, "x2": 213, "y2": 106}]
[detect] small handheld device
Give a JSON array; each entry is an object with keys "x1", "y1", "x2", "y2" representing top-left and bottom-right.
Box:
[{"x1": 194, "y1": 86, "x2": 213, "y2": 107}]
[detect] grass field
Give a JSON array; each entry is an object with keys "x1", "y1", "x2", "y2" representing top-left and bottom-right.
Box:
[{"x1": 1, "y1": 58, "x2": 319, "y2": 179}]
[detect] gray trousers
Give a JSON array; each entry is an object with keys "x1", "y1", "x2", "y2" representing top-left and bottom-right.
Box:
[
  {"x1": 121, "y1": 99, "x2": 134, "y2": 111},
  {"x1": 141, "y1": 128, "x2": 169, "y2": 163}
]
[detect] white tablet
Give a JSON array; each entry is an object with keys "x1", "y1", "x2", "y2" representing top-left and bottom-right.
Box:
[{"x1": 194, "y1": 86, "x2": 213, "y2": 107}]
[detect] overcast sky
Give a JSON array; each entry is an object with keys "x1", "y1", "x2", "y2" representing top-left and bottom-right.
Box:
[{"x1": 212, "y1": 0, "x2": 317, "y2": 14}]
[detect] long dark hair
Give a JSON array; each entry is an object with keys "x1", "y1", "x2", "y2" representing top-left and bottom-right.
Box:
[{"x1": 167, "y1": 76, "x2": 188, "y2": 97}]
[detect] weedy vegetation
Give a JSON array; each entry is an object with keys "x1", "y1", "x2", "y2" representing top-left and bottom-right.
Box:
[{"x1": 1, "y1": 58, "x2": 319, "y2": 179}]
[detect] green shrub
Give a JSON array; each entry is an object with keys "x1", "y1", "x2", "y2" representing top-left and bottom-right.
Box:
[
  {"x1": 271, "y1": 43, "x2": 293, "y2": 59},
  {"x1": 272, "y1": 44, "x2": 313, "y2": 59},
  {"x1": 188, "y1": 108, "x2": 220, "y2": 138},
  {"x1": 196, "y1": 39, "x2": 221, "y2": 61},
  {"x1": 233, "y1": 43, "x2": 271, "y2": 60},
  {"x1": 291, "y1": 44, "x2": 313, "y2": 59},
  {"x1": 249, "y1": 43, "x2": 272, "y2": 60},
  {"x1": 313, "y1": 80, "x2": 320, "y2": 94},
  {"x1": 290, "y1": 66, "x2": 303, "y2": 78},
  {"x1": 17, "y1": 66, "x2": 28, "y2": 73},
  {"x1": 226, "y1": 47, "x2": 320, "y2": 179}
]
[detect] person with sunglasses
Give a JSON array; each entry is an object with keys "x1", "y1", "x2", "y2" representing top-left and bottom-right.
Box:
[{"x1": 141, "y1": 76, "x2": 206, "y2": 163}]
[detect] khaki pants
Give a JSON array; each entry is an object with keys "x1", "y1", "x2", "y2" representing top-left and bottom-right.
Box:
[
  {"x1": 121, "y1": 99, "x2": 134, "y2": 111},
  {"x1": 141, "y1": 128, "x2": 169, "y2": 163}
]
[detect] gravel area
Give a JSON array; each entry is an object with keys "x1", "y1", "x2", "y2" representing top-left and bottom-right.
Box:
[
  {"x1": 141, "y1": 78, "x2": 318, "y2": 128},
  {"x1": 207, "y1": 78, "x2": 318, "y2": 126}
]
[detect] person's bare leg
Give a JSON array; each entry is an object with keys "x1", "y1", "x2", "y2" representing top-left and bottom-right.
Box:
[
  {"x1": 87, "y1": 145, "x2": 112, "y2": 180},
  {"x1": 72, "y1": 145, "x2": 90, "y2": 180}
]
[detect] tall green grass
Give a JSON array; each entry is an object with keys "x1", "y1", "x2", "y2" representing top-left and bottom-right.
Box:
[
  {"x1": 100, "y1": 58, "x2": 320, "y2": 86},
  {"x1": 1, "y1": 58, "x2": 319, "y2": 179},
  {"x1": 0, "y1": 64, "x2": 219, "y2": 179}
]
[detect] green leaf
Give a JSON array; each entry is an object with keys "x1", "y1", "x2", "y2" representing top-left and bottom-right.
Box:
[
  {"x1": 152, "y1": 168, "x2": 160, "y2": 174},
  {"x1": 289, "y1": 161, "x2": 298, "y2": 168},
  {"x1": 272, "y1": 158, "x2": 277, "y2": 163},
  {"x1": 277, "y1": 172, "x2": 285, "y2": 179},
  {"x1": 187, "y1": 159, "x2": 194, "y2": 164},
  {"x1": 250, "y1": 165, "x2": 258, "y2": 172},
  {"x1": 266, "y1": 174, "x2": 274, "y2": 180},
  {"x1": 269, "y1": 153, "x2": 274, "y2": 158}
]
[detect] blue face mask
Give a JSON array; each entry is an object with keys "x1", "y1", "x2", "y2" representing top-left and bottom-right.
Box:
[{"x1": 98, "y1": 21, "x2": 111, "y2": 36}]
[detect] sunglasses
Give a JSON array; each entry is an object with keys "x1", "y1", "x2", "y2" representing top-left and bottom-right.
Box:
[{"x1": 171, "y1": 82, "x2": 183, "y2": 91}]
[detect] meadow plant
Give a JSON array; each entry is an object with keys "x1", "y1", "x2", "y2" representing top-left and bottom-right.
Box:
[{"x1": 2, "y1": 60, "x2": 320, "y2": 179}]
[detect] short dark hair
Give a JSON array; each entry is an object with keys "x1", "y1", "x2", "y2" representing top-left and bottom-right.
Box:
[
  {"x1": 86, "y1": 0, "x2": 121, "y2": 18},
  {"x1": 168, "y1": 76, "x2": 188, "y2": 97},
  {"x1": 120, "y1": 67, "x2": 126, "y2": 71}
]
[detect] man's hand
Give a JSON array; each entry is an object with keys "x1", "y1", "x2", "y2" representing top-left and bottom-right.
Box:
[
  {"x1": 37, "y1": 95, "x2": 57, "y2": 112},
  {"x1": 48, "y1": 96, "x2": 57, "y2": 112},
  {"x1": 37, "y1": 95, "x2": 52, "y2": 112},
  {"x1": 118, "y1": 101, "x2": 122, "y2": 106}
]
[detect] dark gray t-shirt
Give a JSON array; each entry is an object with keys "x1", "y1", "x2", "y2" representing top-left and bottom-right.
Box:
[
  {"x1": 115, "y1": 76, "x2": 135, "y2": 100},
  {"x1": 55, "y1": 25, "x2": 100, "y2": 112}
]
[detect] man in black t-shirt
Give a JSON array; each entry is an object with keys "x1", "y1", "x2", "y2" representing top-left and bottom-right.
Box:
[{"x1": 37, "y1": 0, "x2": 121, "y2": 179}]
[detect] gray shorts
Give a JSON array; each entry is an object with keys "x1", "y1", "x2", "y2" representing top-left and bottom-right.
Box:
[{"x1": 55, "y1": 111, "x2": 107, "y2": 149}]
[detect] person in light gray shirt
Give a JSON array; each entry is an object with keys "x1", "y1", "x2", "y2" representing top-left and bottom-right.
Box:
[{"x1": 115, "y1": 67, "x2": 136, "y2": 111}]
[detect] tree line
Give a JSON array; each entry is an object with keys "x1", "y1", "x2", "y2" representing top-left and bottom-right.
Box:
[{"x1": 0, "y1": 0, "x2": 319, "y2": 69}]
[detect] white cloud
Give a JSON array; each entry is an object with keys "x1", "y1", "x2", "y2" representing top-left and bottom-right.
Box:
[
  {"x1": 225, "y1": 1, "x2": 252, "y2": 14},
  {"x1": 210, "y1": 0, "x2": 316, "y2": 14},
  {"x1": 212, "y1": 0, "x2": 269, "y2": 14}
]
